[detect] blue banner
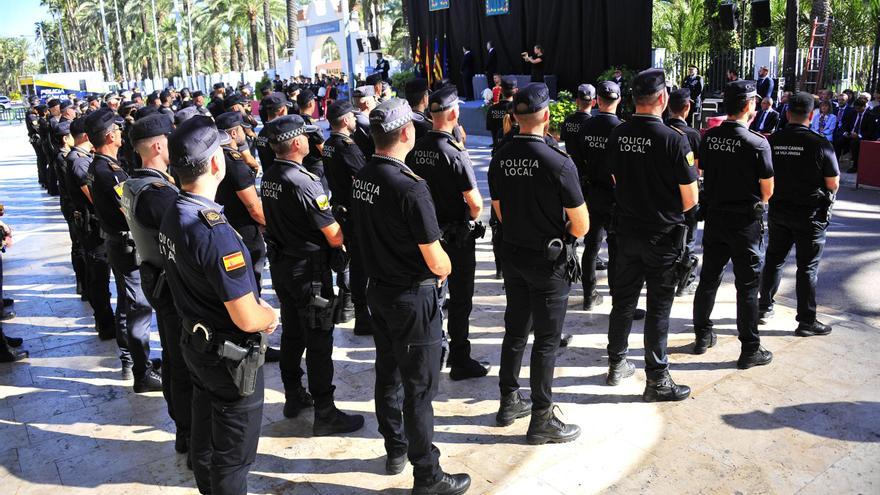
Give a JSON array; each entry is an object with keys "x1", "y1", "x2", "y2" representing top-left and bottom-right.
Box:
[
  {"x1": 306, "y1": 20, "x2": 340, "y2": 37},
  {"x1": 486, "y1": 0, "x2": 508, "y2": 16},
  {"x1": 429, "y1": 0, "x2": 449, "y2": 11}
]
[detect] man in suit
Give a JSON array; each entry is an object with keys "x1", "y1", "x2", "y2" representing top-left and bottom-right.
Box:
[
  {"x1": 485, "y1": 41, "x2": 498, "y2": 85},
  {"x1": 756, "y1": 66, "x2": 774, "y2": 102},
  {"x1": 837, "y1": 99, "x2": 872, "y2": 173},
  {"x1": 775, "y1": 91, "x2": 791, "y2": 130},
  {"x1": 750, "y1": 97, "x2": 779, "y2": 134},
  {"x1": 460, "y1": 46, "x2": 476, "y2": 101},
  {"x1": 681, "y1": 66, "x2": 703, "y2": 127},
  {"x1": 835, "y1": 93, "x2": 853, "y2": 130}
]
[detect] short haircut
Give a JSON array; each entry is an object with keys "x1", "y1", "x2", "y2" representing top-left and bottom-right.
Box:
[
  {"x1": 87, "y1": 129, "x2": 110, "y2": 147},
  {"x1": 371, "y1": 122, "x2": 408, "y2": 149},
  {"x1": 534, "y1": 44, "x2": 543, "y2": 51},
  {"x1": 668, "y1": 96, "x2": 689, "y2": 114},
  {"x1": 175, "y1": 155, "x2": 212, "y2": 186},
  {"x1": 724, "y1": 94, "x2": 750, "y2": 116},
  {"x1": 514, "y1": 111, "x2": 545, "y2": 127},
  {"x1": 762, "y1": 97, "x2": 774, "y2": 105},
  {"x1": 405, "y1": 90, "x2": 427, "y2": 107},
  {"x1": 270, "y1": 138, "x2": 296, "y2": 156},
  {"x1": 329, "y1": 115, "x2": 348, "y2": 130},
  {"x1": 634, "y1": 89, "x2": 664, "y2": 107},
  {"x1": 133, "y1": 135, "x2": 165, "y2": 156}
]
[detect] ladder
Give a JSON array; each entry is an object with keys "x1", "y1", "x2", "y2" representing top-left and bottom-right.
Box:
[{"x1": 800, "y1": 17, "x2": 833, "y2": 92}]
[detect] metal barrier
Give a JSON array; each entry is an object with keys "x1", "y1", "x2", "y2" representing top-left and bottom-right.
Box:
[{"x1": 0, "y1": 107, "x2": 27, "y2": 123}]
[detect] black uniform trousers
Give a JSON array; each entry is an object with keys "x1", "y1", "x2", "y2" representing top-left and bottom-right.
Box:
[
  {"x1": 368, "y1": 279, "x2": 443, "y2": 485},
  {"x1": 692, "y1": 211, "x2": 763, "y2": 351},
  {"x1": 608, "y1": 232, "x2": 681, "y2": 379},
  {"x1": 140, "y1": 263, "x2": 193, "y2": 438},
  {"x1": 74, "y1": 223, "x2": 115, "y2": 331},
  {"x1": 759, "y1": 206, "x2": 829, "y2": 325},
  {"x1": 105, "y1": 236, "x2": 153, "y2": 374},
  {"x1": 582, "y1": 187, "x2": 617, "y2": 297},
  {"x1": 340, "y1": 221, "x2": 368, "y2": 317},
  {"x1": 235, "y1": 225, "x2": 266, "y2": 295},
  {"x1": 270, "y1": 253, "x2": 336, "y2": 407},
  {"x1": 443, "y1": 238, "x2": 476, "y2": 366},
  {"x1": 499, "y1": 243, "x2": 571, "y2": 411},
  {"x1": 42, "y1": 142, "x2": 58, "y2": 195},
  {"x1": 182, "y1": 342, "x2": 264, "y2": 495},
  {"x1": 60, "y1": 203, "x2": 87, "y2": 294},
  {"x1": 489, "y1": 209, "x2": 504, "y2": 275},
  {"x1": 32, "y1": 141, "x2": 47, "y2": 186}
]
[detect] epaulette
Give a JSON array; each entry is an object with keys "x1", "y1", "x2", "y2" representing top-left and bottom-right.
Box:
[
  {"x1": 412, "y1": 112, "x2": 426, "y2": 122},
  {"x1": 150, "y1": 182, "x2": 168, "y2": 189},
  {"x1": 669, "y1": 125, "x2": 686, "y2": 136},
  {"x1": 401, "y1": 169, "x2": 424, "y2": 182},
  {"x1": 549, "y1": 144, "x2": 570, "y2": 158},
  {"x1": 224, "y1": 147, "x2": 242, "y2": 161},
  {"x1": 340, "y1": 135, "x2": 355, "y2": 145},
  {"x1": 199, "y1": 208, "x2": 226, "y2": 228},
  {"x1": 749, "y1": 129, "x2": 768, "y2": 139},
  {"x1": 109, "y1": 163, "x2": 122, "y2": 171},
  {"x1": 299, "y1": 168, "x2": 320, "y2": 181},
  {"x1": 447, "y1": 136, "x2": 465, "y2": 152}
]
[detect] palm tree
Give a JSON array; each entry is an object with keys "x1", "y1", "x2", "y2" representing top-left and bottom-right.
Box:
[
  {"x1": 286, "y1": 0, "x2": 298, "y2": 52},
  {"x1": 264, "y1": 0, "x2": 276, "y2": 68}
]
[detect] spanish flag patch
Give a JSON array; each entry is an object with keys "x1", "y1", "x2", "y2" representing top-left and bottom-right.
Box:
[{"x1": 222, "y1": 251, "x2": 246, "y2": 272}]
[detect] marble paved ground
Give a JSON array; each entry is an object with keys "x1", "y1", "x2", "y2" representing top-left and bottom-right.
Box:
[{"x1": 0, "y1": 123, "x2": 878, "y2": 494}]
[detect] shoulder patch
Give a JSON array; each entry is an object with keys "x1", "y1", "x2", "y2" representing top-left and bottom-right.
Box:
[
  {"x1": 199, "y1": 209, "x2": 226, "y2": 228},
  {"x1": 113, "y1": 182, "x2": 125, "y2": 199},
  {"x1": 341, "y1": 135, "x2": 355, "y2": 145},
  {"x1": 299, "y1": 168, "x2": 320, "y2": 181},
  {"x1": 109, "y1": 163, "x2": 122, "y2": 171},
  {"x1": 222, "y1": 251, "x2": 246, "y2": 272},
  {"x1": 447, "y1": 137, "x2": 466, "y2": 152},
  {"x1": 150, "y1": 182, "x2": 168, "y2": 189},
  {"x1": 549, "y1": 144, "x2": 570, "y2": 158},
  {"x1": 225, "y1": 148, "x2": 243, "y2": 161},
  {"x1": 686, "y1": 151, "x2": 696, "y2": 167},
  {"x1": 401, "y1": 169, "x2": 424, "y2": 182},
  {"x1": 315, "y1": 194, "x2": 331, "y2": 211},
  {"x1": 669, "y1": 125, "x2": 686, "y2": 136}
]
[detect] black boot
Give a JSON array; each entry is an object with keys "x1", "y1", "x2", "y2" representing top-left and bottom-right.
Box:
[
  {"x1": 385, "y1": 451, "x2": 407, "y2": 475},
  {"x1": 633, "y1": 308, "x2": 646, "y2": 321},
  {"x1": 353, "y1": 306, "x2": 373, "y2": 336},
  {"x1": 496, "y1": 390, "x2": 532, "y2": 426},
  {"x1": 283, "y1": 386, "x2": 314, "y2": 418},
  {"x1": 737, "y1": 346, "x2": 773, "y2": 369},
  {"x1": 795, "y1": 321, "x2": 832, "y2": 337},
  {"x1": 412, "y1": 472, "x2": 472, "y2": 495},
  {"x1": 582, "y1": 290, "x2": 603, "y2": 311},
  {"x1": 758, "y1": 309, "x2": 774, "y2": 325},
  {"x1": 265, "y1": 346, "x2": 281, "y2": 362},
  {"x1": 692, "y1": 331, "x2": 717, "y2": 355},
  {"x1": 313, "y1": 403, "x2": 365, "y2": 436},
  {"x1": 606, "y1": 359, "x2": 635, "y2": 386},
  {"x1": 133, "y1": 369, "x2": 163, "y2": 393},
  {"x1": 4, "y1": 335, "x2": 23, "y2": 348},
  {"x1": 0, "y1": 348, "x2": 27, "y2": 362},
  {"x1": 526, "y1": 405, "x2": 581, "y2": 445},
  {"x1": 449, "y1": 358, "x2": 489, "y2": 381},
  {"x1": 175, "y1": 431, "x2": 189, "y2": 454},
  {"x1": 643, "y1": 372, "x2": 690, "y2": 402},
  {"x1": 334, "y1": 291, "x2": 355, "y2": 324}
]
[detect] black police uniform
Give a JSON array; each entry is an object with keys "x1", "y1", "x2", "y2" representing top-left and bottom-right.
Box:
[
  {"x1": 41, "y1": 113, "x2": 60, "y2": 195},
  {"x1": 52, "y1": 127, "x2": 88, "y2": 297},
  {"x1": 65, "y1": 145, "x2": 116, "y2": 335},
  {"x1": 352, "y1": 110, "x2": 375, "y2": 158},
  {"x1": 412, "y1": 110, "x2": 433, "y2": 141},
  {"x1": 485, "y1": 100, "x2": 510, "y2": 147},
  {"x1": 161, "y1": 191, "x2": 264, "y2": 495},
  {"x1": 578, "y1": 110, "x2": 622, "y2": 304},
  {"x1": 561, "y1": 109, "x2": 591, "y2": 167},
  {"x1": 693, "y1": 119, "x2": 773, "y2": 356},
  {"x1": 407, "y1": 128, "x2": 481, "y2": 371},
  {"x1": 351, "y1": 138, "x2": 446, "y2": 485},
  {"x1": 608, "y1": 110, "x2": 698, "y2": 384},
  {"x1": 759, "y1": 122, "x2": 839, "y2": 328},
  {"x1": 27, "y1": 110, "x2": 47, "y2": 186},
  {"x1": 255, "y1": 124, "x2": 276, "y2": 172},
  {"x1": 668, "y1": 116, "x2": 703, "y2": 294},
  {"x1": 682, "y1": 73, "x2": 703, "y2": 125},
  {"x1": 216, "y1": 144, "x2": 266, "y2": 290},
  {"x1": 489, "y1": 128, "x2": 584, "y2": 413}
]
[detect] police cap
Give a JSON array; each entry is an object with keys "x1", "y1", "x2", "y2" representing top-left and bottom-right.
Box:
[
  {"x1": 724, "y1": 80, "x2": 758, "y2": 99},
  {"x1": 353, "y1": 86, "x2": 376, "y2": 98},
  {"x1": 370, "y1": 98, "x2": 413, "y2": 133},
  {"x1": 104, "y1": 92, "x2": 120, "y2": 102},
  {"x1": 223, "y1": 93, "x2": 246, "y2": 110},
  {"x1": 213, "y1": 82, "x2": 225, "y2": 90},
  {"x1": 296, "y1": 89, "x2": 317, "y2": 108},
  {"x1": 577, "y1": 84, "x2": 596, "y2": 100},
  {"x1": 130, "y1": 113, "x2": 174, "y2": 142},
  {"x1": 169, "y1": 115, "x2": 229, "y2": 166},
  {"x1": 131, "y1": 92, "x2": 142, "y2": 101},
  {"x1": 405, "y1": 78, "x2": 429, "y2": 97},
  {"x1": 512, "y1": 83, "x2": 550, "y2": 115},
  {"x1": 36, "y1": 104, "x2": 47, "y2": 112},
  {"x1": 668, "y1": 88, "x2": 693, "y2": 112},
  {"x1": 174, "y1": 106, "x2": 199, "y2": 126},
  {"x1": 366, "y1": 73, "x2": 383, "y2": 85},
  {"x1": 327, "y1": 100, "x2": 354, "y2": 121},
  {"x1": 267, "y1": 114, "x2": 319, "y2": 144},
  {"x1": 53, "y1": 119, "x2": 72, "y2": 137},
  {"x1": 70, "y1": 118, "x2": 87, "y2": 136},
  {"x1": 192, "y1": 90, "x2": 204, "y2": 99},
  {"x1": 260, "y1": 92, "x2": 291, "y2": 114},
  {"x1": 216, "y1": 111, "x2": 251, "y2": 130},
  {"x1": 500, "y1": 76, "x2": 518, "y2": 92},
  {"x1": 787, "y1": 91, "x2": 815, "y2": 115},
  {"x1": 135, "y1": 105, "x2": 160, "y2": 120},
  {"x1": 159, "y1": 89, "x2": 171, "y2": 100},
  {"x1": 47, "y1": 98, "x2": 60, "y2": 108},
  {"x1": 597, "y1": 81, "x2": 621, "y2": 100},
  {"x1": 59, "y1": 99, "x2": 74, "y2": 111},
  {"x1": 84, "y1": 107, "x2": 124, "y2": 139},
  {"x1": 632, "y1": 68, "x2": 666, "y2": 97},
  {"x1": 428, "y1": 85, "x2": 462, "y2": 113},
  {"x1": 86, "y1": 95, "x2": 99, "y2": 103}
]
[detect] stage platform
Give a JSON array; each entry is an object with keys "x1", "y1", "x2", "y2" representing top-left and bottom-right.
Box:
[{"x1": 459, "y1": 100, "x2": 491, "y2": 137}]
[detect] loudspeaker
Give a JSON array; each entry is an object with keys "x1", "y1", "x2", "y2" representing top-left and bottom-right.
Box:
[
  {"x1": 368, "y1": 35, "x2": 380, "y2": 50},
  {"x1": 719, "y1": 2, "x2": 738, "y2": 31},
  {"x1": 356, "y1": 39, "x2": 366, "y2": 53},
  {"x1": 751, "y1": 0, "x2": 771, "y2": 28}
]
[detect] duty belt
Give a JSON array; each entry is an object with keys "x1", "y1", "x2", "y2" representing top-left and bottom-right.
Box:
[
  {"x1": 369, "y1": 277, "x2": 439, "y2": 289},
  {"x1": 182, "y1": 320, "x2": 254, "y2": 361}
]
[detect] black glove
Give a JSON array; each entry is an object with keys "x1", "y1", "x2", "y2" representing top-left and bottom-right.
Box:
[{"x1": 330, "y1": 247, "x2": 350, "y2": 274}]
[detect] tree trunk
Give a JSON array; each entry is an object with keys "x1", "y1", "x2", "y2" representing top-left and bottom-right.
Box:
[
  {"x1": 211, "y1": 45, "x2": 222, "y2": 73},
  {"x1": 248, "y1": 10, "x2": 260, "y2": 69},
  {"x1": 809, "y1": 0, "x2": 830, "y2": 23},
  {"x1": 230, "y1": 33, "x2": 240, "y2": 72},
  {"x1": 286, "y1": 0, "x2": 298, "y2": 50},
  {"x1": 782, "y1": 0, "x2": 798, "y2": 91},
  {"x1": 140, "y1": 12, "x2": 154, "y2": 79},
  {"x1": 236, "y1": 35, "x2": 248, "y2": 71},
  {"x1": 264, "y1": 0, "x2": 276, "y2": 69}
]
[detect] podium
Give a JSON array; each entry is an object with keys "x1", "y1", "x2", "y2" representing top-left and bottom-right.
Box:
[
  {"x1": 472, "y1": 74, "x2": 558, "y2": 100},
  {"x1": 857, "y1": 140, "x2": 880, "y2": 188}
]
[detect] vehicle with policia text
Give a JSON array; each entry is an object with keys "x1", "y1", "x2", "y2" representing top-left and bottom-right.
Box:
[{"x1": 19, "y1": 71, "x2": 119, "y2": 102}]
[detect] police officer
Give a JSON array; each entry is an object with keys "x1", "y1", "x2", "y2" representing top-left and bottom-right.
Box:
[
  {"x1": 84, "y1": 108, "x2": 160, "y2": 391},
  {"x1": 52, "y1": 119, "x2": 88, "y2": 298},
  {"x1": 489, "y1": 84, "x2": 587, "y2": 442},
  {"x1": 122, "y1": 113, "x2": 194, "y2": 456},
  {"x1": 192, "y1": 91, "x2": 211, "y2": 116},
  {"x1": 407, "y1": 85, "x2": 488, "y2": 381},
  {"x1": 667, "y1": 88, "x2": 703, "y2": 297},
  {"x1": 606, "y1": 69, "x2": 699, "y2": 401},
  {"x1": 351, "y1": 98, "x2": 470, "y2": 494},
  {"x1": 207, "y1": 82, "x2": 226, "y2": 117},
  {"x1": 297, "y1": 89, "x2": 318, "y2": 124},
  {"x1": 260, "y1": 115, "x2": 365, "y2": 434},
  {"x1": 65, "y1": 118, "x2": 116, "y2": 338},
  {"x1": 486, "y1": 77, "x2": 517, "y2": 149},
  {"x1": 255, "y1": 92, "x2": 291, "y2": 172},
  {"x1": 692, "y1": 80, "x2": 774, "y2": 368},
  {"x1": 351, "y1": 86, "x2": 378, "y2": 158},
  {"x1": 682, "y1": 65, "x2": 703, "y2": 126},
  {"x1": 759, "y1": 92, "x2": 840, "y2": 337},
  {"x1": 323, "y1": 100, "x2": 372, "y2": 336},
  {"x1": 561, "y1": 84, "x2": 595, "y2": 168},
  {"x1": 405, "y1": 78, "x2": 433, "y2": 140},
  {"x1": 42, "y1": 99, "x2": 61, "y2": 195},
  {"x1": 160, "y1": 116, "x2": 276, "y2": 495},
  {"x1": 26, "y1": 104, "x2": 46, "y2": 186}
]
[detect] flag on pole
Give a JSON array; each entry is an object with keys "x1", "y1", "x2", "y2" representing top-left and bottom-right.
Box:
[
  {"x1": 442, "y1": 34, "x2": 449, "y2": 79},
  {"x1": 425, "y1": 38, "x2": 432, "y2": 86},
  {"x1": 433, "y1": 37, "x2": 443, "y2": 82},
  {"x1": 414, "y1": 36, "x2": 421, "y2": 75}
]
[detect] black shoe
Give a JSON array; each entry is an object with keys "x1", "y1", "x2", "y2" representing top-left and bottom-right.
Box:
[
  {"x1": 582, "y1": 290, "x2": 603, "y2": 310},
  {"x1": 846, "y1": 166, "x2": 858, "y2": 173},
  {"x1": 385, "y1": 452, "x2": 407, "y2": 475},
  {"x1": 526, "y1": 405, "x2": 581, "y2": 445},
  {"x1": 643, "y1": 373, "x2": 690, "y2": 402},
  {"x1": 692, "y1": 331, "x2": 717, "y2": 355},
  {"x1": 676, "y1": 281, "x2": 697, "y2": 297},
  {"x1": 335, "y1": 292, "x2": 355, "y2": 324},
  {"x1": 2, "y1": 298, "x2": 13, "y2": 308},
  {"x1": 133, "y1": 369, "x2": 163, "y2": 393},
  {"x1": 412, "y1": 472, "x2": 472, "y2": 495},
  {"x1": 353, "y1": 316, "x2": 373, "y2": 336},
  {"x1": 633, "y1": 308, "x2": 646, "y2": 321},
  {"x1": 121, "y1": 363, "x2": 134, "y2": 381},
  {"x1": 175, "y1": 431, "x2": 189, "y2": 454},
  {"x1": 0, "y1": 310, "x2": 15, "y2": 321},
  {"x1": 0, "y1": 349, "x2": 28, "y2": 363},
  {"x1": 449, "y1": 359, "x2": 489, "y2": 381},
  {"x1": 758, "y1": 309, "x2": 774, "y2": 325},
  {"x1": 313, "y1": 405, "x2": 365, "y2": 436},
  {"x1": 496, "y1": 390, "x2": 532, "y2": 426},
  {"x1": 75, "y1": 281, "x2": 82, "y2": 295},
  {"x1": 4, "y1": 335, "x2": 23, "y2": 348},
  {"x1": 283, "y1": 386, "x2": 314, "y2": 418},
  {"x1": 795, "y1": 321, "x2": 833, "y2": 337},
  {"x1": 150, "y1": 358, "x2": 162, "y2": 372},
  {"x1": 737, "y1": 346, "x2": 773, "y2": 369},
  {"x1": 265, "y1": 346, "x2": 281, "y2": 362},
  {"x1": 186, "y1": 454, "x2": 192, "y2": 471},
  {"x1": 606, "y1": 359, "x2": 635, "y2": 386},
  {"x1": 559, "y1": 333, "x2": 573, "y2": 348},
  {"x1": 595, "y1": 257, "x2": 608, "y2": 271},
  {"x1": 494, "y1": 269, "x2": 503, "y2": 280}
]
